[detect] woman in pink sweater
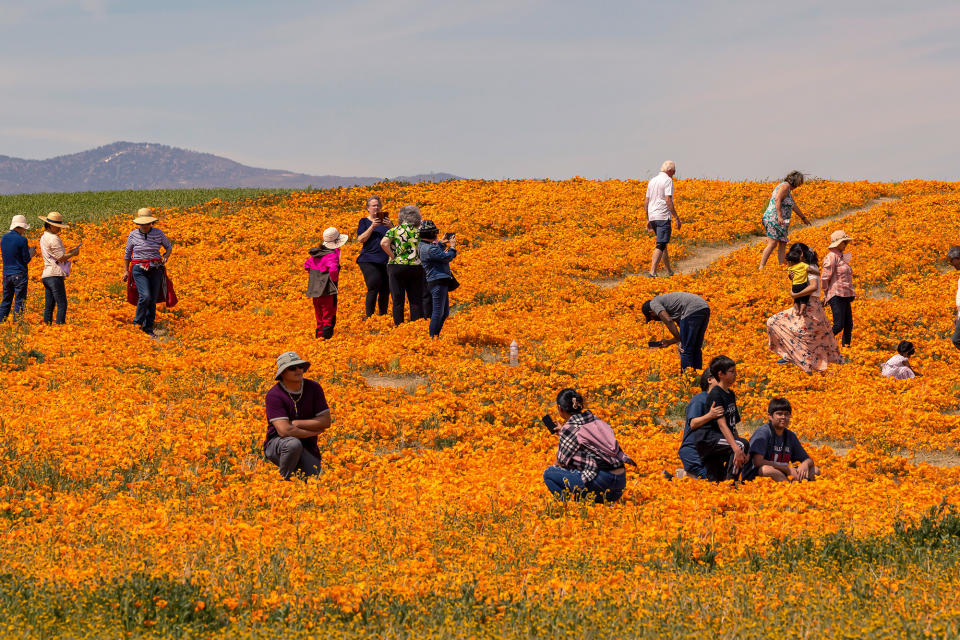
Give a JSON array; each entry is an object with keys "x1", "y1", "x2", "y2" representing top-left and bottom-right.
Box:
[{"x1": 305, "y1": 227, "x2": 348, "y2": 339}]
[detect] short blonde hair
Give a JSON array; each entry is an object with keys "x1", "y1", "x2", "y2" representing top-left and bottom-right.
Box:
[{"x1": 660, "y1": 160, "x2": 676, "y2": 173}]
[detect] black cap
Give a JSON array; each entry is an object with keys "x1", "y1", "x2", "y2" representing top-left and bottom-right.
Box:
[{"x1": 419, "y1": 219, "x2": 439, "y2": 234}]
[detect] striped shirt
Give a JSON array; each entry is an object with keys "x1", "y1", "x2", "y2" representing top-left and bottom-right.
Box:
[{"x1": 124, "y1": 227, "x2": 172, "y2": 262}]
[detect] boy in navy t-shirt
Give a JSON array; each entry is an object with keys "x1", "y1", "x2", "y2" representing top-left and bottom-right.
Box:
[
  {"x1": 690, "y1": 355, "x2": 749, "y2": 481},
  {"x1": 742, "y1": 397, "x2": 817, "y2": 482}
]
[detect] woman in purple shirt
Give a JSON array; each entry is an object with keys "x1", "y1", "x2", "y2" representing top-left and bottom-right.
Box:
[
  {"x1": 355, "y1": 196, "x2": 392, "y2": 317},
  {"x1": 121, "y1": 208, "x2": 173, "y2": 336}
]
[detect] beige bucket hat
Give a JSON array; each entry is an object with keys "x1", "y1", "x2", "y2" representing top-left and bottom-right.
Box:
[
  {"x1": 275, "y1": 351, "x2": 311, "y2": 380},
  {"x1": 9, "y1": 215, "x2": 30, "y2": 231},
  {"x1": 322, "y1": 227, "x2": 348, "y2": 249},
  {"x1": 828, "y1": 229, "x2": 854, "y2": 249},
  {"x1": 133, "y1": 207, "x2": 159, "y2": 225},
  {"x1": 39, "y1": 211, "x2": 69, "y2": 228}
]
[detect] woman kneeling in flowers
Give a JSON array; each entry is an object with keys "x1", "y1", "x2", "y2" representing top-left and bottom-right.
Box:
[{"x1": 542, "y1": 389, "x2": 635, "y2": 503}]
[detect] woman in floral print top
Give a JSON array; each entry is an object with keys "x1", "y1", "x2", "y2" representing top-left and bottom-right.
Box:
[{"x1": 380, "y1": 205, "x2": 425, "y2": 326}]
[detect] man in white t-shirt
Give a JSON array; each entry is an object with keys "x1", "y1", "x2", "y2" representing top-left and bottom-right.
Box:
[
  {"x1": 644, "y1": 160, "x2": 682, "y2": 277},
  {"x1": 948, "y1": 245, "x2": 960, "y2": 350}
]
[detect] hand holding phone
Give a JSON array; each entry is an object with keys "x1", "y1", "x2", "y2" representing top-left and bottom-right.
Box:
[
  {"x1": 541, "y1": 414, "x2": 558, "y2": 434},
  {"x1": 648, "y1": 339, "x2": 664, "y2": 348}
]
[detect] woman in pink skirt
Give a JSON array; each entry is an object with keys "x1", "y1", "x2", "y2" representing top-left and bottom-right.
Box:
[{"x1": 766, "y1": 243, "x2": 843, "y2": 373}]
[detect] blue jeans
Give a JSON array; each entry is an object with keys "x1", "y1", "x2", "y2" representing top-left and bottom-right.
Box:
[
  {"x1": 428, "y1": 280, "x2": 450, "y2": 337},
  {"x1": 678, "y1": 307, "x2": 710, "y2": 371},
  {"x1": 543, "y1": 466, "x2": 626, "y2": 503},
  {"x1": 0, "y1": 272, "x2": 28, "y2": 322},
  {"x1": 41, "y1": 276, "x2": 67, "y2": 325},
  {"x1": 132, "y1": 265, "x2": 164, "y2": 333},
  {"x1": 677, "y1": 443, "x2": 707, "y2": 478}
]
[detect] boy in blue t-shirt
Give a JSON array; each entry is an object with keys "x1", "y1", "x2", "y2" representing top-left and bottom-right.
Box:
[
  {"x1": 742, "y1": 397, "x2": 817, "y2": 482},
  {"x1": 677, "y1": 369, "x2": 723, "y2": 478}
]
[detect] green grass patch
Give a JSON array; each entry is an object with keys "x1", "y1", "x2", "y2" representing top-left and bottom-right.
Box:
[{"x1": 0, "y1": 188, "x2": 295, "y2": 225}]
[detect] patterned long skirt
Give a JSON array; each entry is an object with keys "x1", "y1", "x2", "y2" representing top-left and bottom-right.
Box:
[{"x1": 766, "y1": 299, "x2": 842, "y2": 373}]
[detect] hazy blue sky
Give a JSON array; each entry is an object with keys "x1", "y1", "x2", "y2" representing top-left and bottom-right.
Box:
[{"x1": 1, "y1": 0, "x2": 958, "y2": 180}]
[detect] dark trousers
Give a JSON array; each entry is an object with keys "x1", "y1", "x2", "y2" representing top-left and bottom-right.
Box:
[
  {"x1": 421, "y1": 274, "x2": 433, "y2": 319},
  {"x1": 0, "y1": 272, "x2": 28, "y2": 322},
  {"x1": 697, "y1": 435, "x2": 749, "y2": 482},
  {"x1": 312, "y1": 295, "x2": 337, "y2": 339},
  {"x1": 542, "y1": 466, "x2": 626, "y2": 503},
  {"x1": 678, "y1": 443, "x2": 707, "y2": 478},
  {"x1": 828, "y1": 296, "x2": 854, "y2": 346},
  {"x1": 953, "y1": 316, "x2": 960, "y2": 351},
  {"x1": 358, "y1": 261, "x2": 389, "y2": 317},
  {"x1": 41, "y1": 276, "x2": 67, "y2": 325},
  {"x1": 427, "y1": 280, "x2": 450, "y2": 337},
  {"x1": 132, "y1": 265, "x2": 164, "y2": 333},
  {"x1": 678, "y1": 307, "x2": 710, "y2": 371},
  {"x1": 264, "y1": 436, "x2": 322, "y2": 481},
  {"x1": 387, "y1": 264, "x2": 425, "y2": 325}
]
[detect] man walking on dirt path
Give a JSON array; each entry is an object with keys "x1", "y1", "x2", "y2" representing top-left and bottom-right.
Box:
[
  {"x1": 645, "y1": 160, "x2": 682, "y2": 277},
  {"x1": 949, "y1": 245, "x2": 960, "y2": 351}
]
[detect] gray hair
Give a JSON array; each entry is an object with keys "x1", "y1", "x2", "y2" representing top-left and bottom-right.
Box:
[
  {"x1": 947, "y1": 245, "x2": 960, "y2": 260},
  {"x1": 397, "y1": 205, "x2": 421, "y2": 226},
  {"x1": 660, "y1": 160, "x2": 676, "y2": 173},
  {"x1": 366, "y1": 195, "x2": 382, "y2": 207},
  {"x1": 784, "y1": 170, "x2": 805, "y2": 188}
]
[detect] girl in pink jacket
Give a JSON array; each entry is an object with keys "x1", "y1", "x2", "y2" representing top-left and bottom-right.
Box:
[{"x1": 305, "y1": 227, "x2": 348, "y2": 339}]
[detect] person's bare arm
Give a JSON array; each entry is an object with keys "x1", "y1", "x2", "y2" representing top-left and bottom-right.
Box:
[
  {"x1": 792, "y1": 202, "x2": 810, "y2": 225},
  {"x1": 272, "y1": 414, "x2": 330, "y2": 438},
  {"x1": 294, "y1": 411, "x2": 331, "y2": 433},
  {"x1": 666, "y1": 195, "x2": 681, "y2": 229},
  {"x1": 752, "y1": 452, "x2": 792, "y2": 477},
  {"x1": 380, "y1": 236, "x2": 394, "y2": 260},
  {"x1": 791, "y1": 276, "x2": 819, "y2": 299},
  {"x1": 357, "y1": 218, "x2": 380, "y2": 243},
  {"x1": 658, "y1": 310, "x2": 682, "y2": 345},
  {"x1": 689, "y1": 402, "x2": 723, "y2": 430},
  {"x1": 795, "y1": 457, "x2": 815, "y2": 481},
  {"x1": 719, "y1": 416, "x2": 747, "y2": 466}
]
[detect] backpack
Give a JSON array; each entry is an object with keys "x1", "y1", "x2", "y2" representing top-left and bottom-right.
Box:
[{"x1": 576, "y1": 419, "x2": 635, "y2": 469}]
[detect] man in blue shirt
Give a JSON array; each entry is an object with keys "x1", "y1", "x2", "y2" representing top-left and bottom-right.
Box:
[{"x1": 0, "y1": 215, "x2": 36, "y2": 322}]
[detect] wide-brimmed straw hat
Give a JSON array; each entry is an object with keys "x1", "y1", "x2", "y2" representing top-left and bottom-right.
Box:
[
  {"x1": 9, "y1": 215, "x2": 30, "y2": 231},
  {"x1": 322, "y1": 227, "x2": 348, "y2": 249},
  {"x1": 39, "y1": 211, "x2": 69, "y2": 228},
  {"x1": 275, "y1": 351, "x2": 311, "y2": 380},
  {"x1": 828, "y1": 229, "x2": 854, "y2": 249},
  {"x1": 133, "y1": 207, "x2": 159, "y2": 225}
]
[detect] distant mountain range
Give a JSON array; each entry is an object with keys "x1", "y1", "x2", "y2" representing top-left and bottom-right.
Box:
[{"x1": 0, "y1": 142, "x2": 461, "y2": 194}]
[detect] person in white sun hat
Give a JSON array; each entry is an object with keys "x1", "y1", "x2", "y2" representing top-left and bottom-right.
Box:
[
  {"x1": 0, "y1": 215, "x2": 37, "y2": 322},
  {"x1": 39, "y1": 211, "x2": 81, "y2": 325},
  {"x1": 305, "y1": 226, "x2": 348, "y2": 339}
]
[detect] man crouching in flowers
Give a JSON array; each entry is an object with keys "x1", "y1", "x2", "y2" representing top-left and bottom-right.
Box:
[
  {"x1": 263, "y1": 352, "x2": 332, "y2": 480},
  {"x1": 542, "y1": 389, "x2": 635, "y2": 503}
]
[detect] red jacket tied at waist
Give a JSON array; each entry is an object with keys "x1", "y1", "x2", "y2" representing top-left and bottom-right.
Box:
[{"x1": 126, "y1": 261, "x2": 178, "y2": 308}]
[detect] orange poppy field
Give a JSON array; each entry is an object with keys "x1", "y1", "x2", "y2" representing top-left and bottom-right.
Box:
[{"x1": 1, "y1": 178, "x2": 959, "y2": 638}]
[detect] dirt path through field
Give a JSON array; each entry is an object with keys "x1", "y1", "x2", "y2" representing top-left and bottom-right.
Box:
[{"x1": 592, "y1": 196, "x2": 899, "y2": 288}]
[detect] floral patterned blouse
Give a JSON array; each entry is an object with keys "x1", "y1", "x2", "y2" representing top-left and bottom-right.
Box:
[{"x1": 384, "y1": 223, "x2": 421, "y2": 265}]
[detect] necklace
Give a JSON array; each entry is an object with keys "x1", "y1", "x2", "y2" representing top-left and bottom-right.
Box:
[{"x1": 281, "y1": 383, "x2": 304, "y2": 415}]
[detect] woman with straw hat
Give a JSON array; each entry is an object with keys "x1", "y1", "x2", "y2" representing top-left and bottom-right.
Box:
[
  {"x1": 39, "y1": 212, "x2": 80, "y2": 325},
  {"x1": 122, "y1": 208, "x2": 173, "y2": 336},
  {"x1": 820, "y1": 229, "x2": 856, "y2": 348}
]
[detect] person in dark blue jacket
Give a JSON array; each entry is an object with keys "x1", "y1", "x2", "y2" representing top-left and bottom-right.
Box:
[
  {"x1": 417, "y1": 219, "x2": 457, "y2": 337},
  {"x1": 0, "y1": 215, "x2": 36, "y2": 322}
]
